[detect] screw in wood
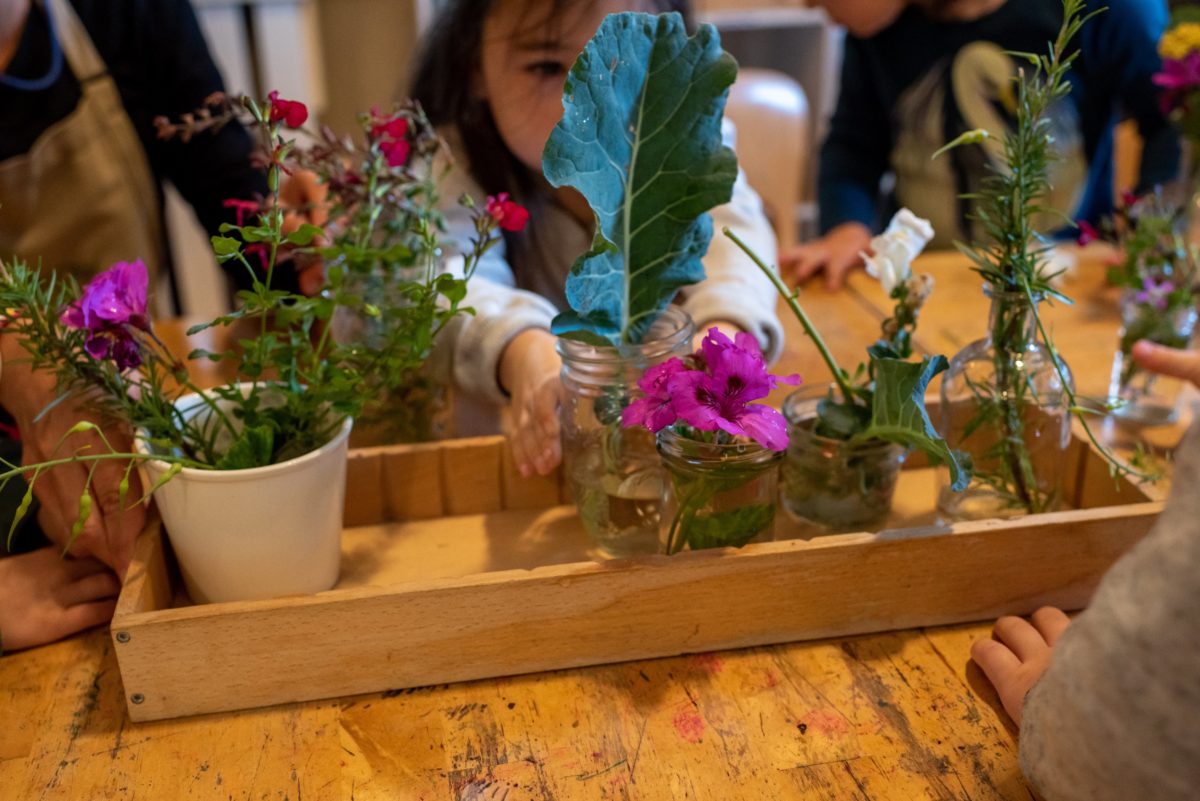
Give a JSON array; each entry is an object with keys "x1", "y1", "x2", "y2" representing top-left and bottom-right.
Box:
[
  {"x1": 115, "y1": 631, "x2": 131, "y2": 643},
  {"x1": 131, "y1": 693, "x2": 145, "y2": 705}
]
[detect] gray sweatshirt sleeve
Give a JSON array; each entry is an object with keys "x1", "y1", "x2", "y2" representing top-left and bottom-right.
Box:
[{"x1": 1018, "y1": 422, "x2": 1200, "y2": 800}]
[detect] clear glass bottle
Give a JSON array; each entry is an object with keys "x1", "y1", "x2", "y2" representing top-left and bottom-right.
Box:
[
  {"x1": 558, "y1": 307, "x2": 694, "y2": 557},
  {"x1": 781, "y1": 385, "x2": 906, "y2": 533},
  {"x1": 1107, "y1": 289, "x2": 1198, "y2": 427},
  {"x1": 937, "y1": 287, "x2": 1072, "y2": 521},
  {"x1": 330, "y1": 263, "x2": 449, "y2": 446},
  {"x1": 657, "y1": 428, "x2": 781, "y2": 554}
]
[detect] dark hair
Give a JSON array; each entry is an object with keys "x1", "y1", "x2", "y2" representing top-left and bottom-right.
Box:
[{"x1": 409, "y1": 0, "x2": 693, "y2": 271}]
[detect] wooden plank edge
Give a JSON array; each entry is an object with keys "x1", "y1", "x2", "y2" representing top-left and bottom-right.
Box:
[{"x1": 113, "y1": 503, "x2": 1158, "y2": 721}]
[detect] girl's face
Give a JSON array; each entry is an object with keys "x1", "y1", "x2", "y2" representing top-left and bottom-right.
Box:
[
  {"x1": 479, "y1": 0, "x2": 651, "y2": 175},
  {"x1": 812, "y1": 0, "x2": 906, "y2": 37}
]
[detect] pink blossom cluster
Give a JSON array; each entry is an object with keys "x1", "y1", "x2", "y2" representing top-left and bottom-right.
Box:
[{"x1": 622, "y1": 328, "x2": 800, "y2": 452}]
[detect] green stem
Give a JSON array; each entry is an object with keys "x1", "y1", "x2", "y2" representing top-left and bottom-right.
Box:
[{"x1": 723, "y1": 227, "x2": 855, "y2": 405}]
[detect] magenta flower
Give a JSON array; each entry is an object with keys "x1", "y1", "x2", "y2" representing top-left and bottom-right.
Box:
[
  {"x1": 486, "y1": 193, "x2": 530, "y2": 232},
  {"x1": 61, "y1": 260, "x2": 149, "y2": 371},
  {"x1": 1154, "y1": 53, "x2": 1200, "y2": 91},
  {"x1": 1135, "y1": 276, "x2": 1176, "y2": 311},
  {"x1": 623, "y1": 328, "x2": 799, "y2": 452},
  {"x1": 379, "y1": 137, "x2": 411, "y2": 168},
  {"x1": 267, "y1": 90, "x2": 308, "y2": 128},
  {"x1": 1075, "y1": 219, "x2": 1099, "y2": 246},
  {"x1": 622, "y1": 358, "x2": 687, "y2": 431}
]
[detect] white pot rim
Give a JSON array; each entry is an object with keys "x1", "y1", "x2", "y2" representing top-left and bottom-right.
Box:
[{"x1": 135, "y1": 383, "x2": 353, "y2": 482}]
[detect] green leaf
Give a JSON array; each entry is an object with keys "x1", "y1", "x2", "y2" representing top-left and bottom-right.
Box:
[
  {"x1": 683, "y1": 503, "x2": 774, "y2": 550},
  {"x1": 543, "y1": 12, "x2": 737, "y2": 345},
  {"x1": 856, "y1": 356, "x2": 971, "y2": 492},
  {"x1": 215, "y1": 424, "x2": 275, "y2": 470},
  {"x1": 286, "y1": 224, "x2": 324, "y2": 246},
  {"x1": 211, "y1": 236, "x2": 242, "y2": 256}
]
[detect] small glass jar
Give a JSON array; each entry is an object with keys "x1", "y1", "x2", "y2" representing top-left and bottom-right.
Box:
[
  {"x1": 781, "y1": 386, "x2": 906, "y2": 533},
  {"x1": 558, "y1": 307, "x2": 694, "y2": 557},
  {"x1": 937, "y1": 286, "x2": 1072, "y2": 521},
  {"x1": 1107, "y1": 290, "x2": 1198, "y2": 427},
  {"x1": 657, "y1": 428, "x2": 781, "y2": 554},
  {"x1": 330, "y1": 262, "x2": 450, "y2": 446}
]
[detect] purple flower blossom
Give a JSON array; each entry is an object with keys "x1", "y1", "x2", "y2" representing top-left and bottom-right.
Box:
[
  {"x1": 61, "y1": 260, "x2": 149, "y2": 371},
  {"x1": 1135, "y1": 276, "x2": 1176, "y2": 311},
  {"x1": 1154, "y1": 53, "x2": 1200, "y2": 91},
  {"x1": 623, "y1": 328, "x2": 800, "y2": 452},
  {"x1": 622, "y1": 358, "x2": 687, "y2": 431}
]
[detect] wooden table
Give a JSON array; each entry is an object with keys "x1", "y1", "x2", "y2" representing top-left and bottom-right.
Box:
[{"x1": 1, "y1": 248, "x2": 1177, "y2": 800}]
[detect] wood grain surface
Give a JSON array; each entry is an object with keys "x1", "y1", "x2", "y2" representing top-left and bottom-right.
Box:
[{"x1": 2, "y1": 247, "x2": 1185, "y2": 799}]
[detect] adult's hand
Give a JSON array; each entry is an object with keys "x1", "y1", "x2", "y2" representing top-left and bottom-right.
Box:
[
  {"x1": 779, "y1": 222, "x2": 872, "y2": 291},
  {"x1": 0, "y1": 333, "x2": 144, "y2": 578},
  {"x1": 1131, "y1": 340, "x2": 1200, "y2": 387},
  {"x1": 0, "y1": 547, "x2": 120, "y2": 652}
]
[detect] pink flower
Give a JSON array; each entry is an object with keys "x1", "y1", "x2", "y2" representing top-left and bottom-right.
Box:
[
  {"x1": 486, "y1": 193, "x2": 530, "y2": 232},
  {"x1": 371, "y1": 114, "x2": 408, "y2": 141},
  {"x1": 1154, "y1": 53, "x2": 1200, "y2": 92},
  {"x1": 1135, "y1": 276, "x2": 1175, "y2": 311},
  {"x1": 379, "y1": 137, "x2": 411, "y2": 168},
  {"x1": 223, "y1": 197, "x2": 260, "y2": 227},
  {"x1": 622, "y1": 358, "x2": 687, "y2": 431},
  {"x1": 1075, "y1": 219, "x2": 1099, "y2": 246},
  {"x1": 267, "y1": 90, "x2": 308, "y2": 128},
  {"x1": 61, "y1": 260, "x2": 149, "y2": 371}
]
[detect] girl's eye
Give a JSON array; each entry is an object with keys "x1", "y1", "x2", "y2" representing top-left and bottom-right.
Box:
[{"x1": 526, "y1": 60, "x2": 567, "y2": 78}]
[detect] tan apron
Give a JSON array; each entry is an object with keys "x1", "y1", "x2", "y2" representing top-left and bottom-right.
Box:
[{"x1": 0, "y1": 0, "x2": 163, "y2": 287}]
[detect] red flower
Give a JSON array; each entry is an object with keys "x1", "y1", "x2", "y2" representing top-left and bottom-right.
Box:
[
  {"x1": 267, "y1": 90, "x2": 308, "y2": 128},
  {"x1": 1120, "y1": 190, "x2": 1139, "y2": 209},
  {"x1": 379, "y1": 137, "x2": 410, "y2": 168},
  {"x1": 223, "y1": 198, "x2": 260, "y2": 227},
  {"x1": 486, "y1": 193, "x2": 530, "y2": 232},
  {"x1": 1075, "y1": 220, "x2": 1099, "y2": 246},
  {"x1": 372, "y1": 115, "x2": 408, "y2": 141}
]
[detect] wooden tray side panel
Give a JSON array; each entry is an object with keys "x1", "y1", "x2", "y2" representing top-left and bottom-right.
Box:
[{"x1": 113, "y1": 505, "x2": 1157, "y2": 721}]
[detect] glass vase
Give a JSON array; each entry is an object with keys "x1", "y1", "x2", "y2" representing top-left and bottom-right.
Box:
[
  {"x1": 781, "y1": 385, "x2": 906, "y2": 533},
  {"x1": 1107, "y1": 290, "x2": 1198, "y2": 427},
  {"x1": 559, "y1": 307, "x2": 694, "y2": 557},
  {"x1": 937, "y1": 287, "x2": 1072, "y2": 521},
  {"x1": 657, "y1": 428, "x2": 781, "y2": 554},
  {"x1": 330, "y1": 263, "x2": 450, "y2": 446}
]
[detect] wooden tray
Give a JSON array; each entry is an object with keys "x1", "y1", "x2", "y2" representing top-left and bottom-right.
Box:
[{"x1": 110, "y1": 430, "x2": 1158, "y2": 722}]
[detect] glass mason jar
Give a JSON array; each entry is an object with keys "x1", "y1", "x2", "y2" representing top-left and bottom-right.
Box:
[
  {"x1": 657, "y1": 428, "x2": 781, "y2": 554},
  {"x1": 937, "y1": 287, "x2": 1072, "y2": 521},
  {"x1": 559, "y1": 307, "x2": 694, "y2": 557},
  {"x1": 330, "y1": 263, "x2": 450, "y2": 446},
  {"x1": 781, "y1": 385, "x2": 906, "y2": 533},
  {"x1": 1107, "y1": 289, "x2": 1198, "y2": 427}
]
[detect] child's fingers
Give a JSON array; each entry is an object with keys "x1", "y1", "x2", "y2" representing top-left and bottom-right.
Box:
[
  {"x1": 61, "y1": 555, "x2": 114, "y2": 580},
  {"x1": 790, "y1": 247, "x2": 829, "y2": 284},
  {"x1": 58, "y1": 570, "x2": 121, "y2": 608},
  {"x1": 824, "y1": 254, "x2": 860, "y2": 291},
  {"x1": 970, "y1": 636, "x2": 1021, "y2": 682},
  {"x1": 1131, "y1": 341, "x2": 1200, "y2": 386},
  {"x1": 1030, "y1": 606, "x2": 1071, "y2": 647},
  {"x1": 991, "y1": 615, "x2": 1051, "y2": 662},
  {"x1": 510, "y1": 426, "x2": 538, "y2": 478}
]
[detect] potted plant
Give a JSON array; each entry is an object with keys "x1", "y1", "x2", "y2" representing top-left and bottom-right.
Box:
[
  {"x1": 622, "y1": 327, "x2": 798, "y2": 553},
  {"x1": 1081, "y1": 192, "x2": 1199, "y2": 426},
  {"x1": 0, "y1": 91, "x2": 518, "y2": 603},
  {"x1": 934, "y1": 0, "x2": 1155, "y2": 521},
  {"x1": 725, "y1": 213, "x2": 970, "y2": 534},
  {"x1": 543, "y1": 12, "x2": 739, "y2": 556}
]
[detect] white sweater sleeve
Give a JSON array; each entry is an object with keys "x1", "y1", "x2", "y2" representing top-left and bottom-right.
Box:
[
  {"x1": 680, "y1": 119, "x2": 784, "y2": 365},
  {"x1": 437, "y1": 164, "x2": 558, "y2": 405}
]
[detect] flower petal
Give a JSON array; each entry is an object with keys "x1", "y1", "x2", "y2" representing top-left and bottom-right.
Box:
[{"x1": 738, "y1": 404, "x2": 790, "y2": 451}]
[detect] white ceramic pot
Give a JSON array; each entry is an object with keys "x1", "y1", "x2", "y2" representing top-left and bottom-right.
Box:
[{"x1": 138, "y1": 386, "x2": 352, "y2": 604}]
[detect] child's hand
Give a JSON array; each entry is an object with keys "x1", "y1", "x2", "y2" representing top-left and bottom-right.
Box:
[
  {"x1": 1131, "y1": 341, "x2": 1200, "y2": 388},
  {"x1": 971, "y1": 607, "x2": 1071, "y2": 726},
  {"x1": 780, "y1": 222, "x2": 872, "y2": 290},
  {"x1": 0, "y1": 547, "x2": 120, "y2": 652},
  {"x1": 0, "y1": 334, "x2": 145, "y2": 578},
  {"x1": 500, "y1": 329, "x2": 563, "y2": 477}
]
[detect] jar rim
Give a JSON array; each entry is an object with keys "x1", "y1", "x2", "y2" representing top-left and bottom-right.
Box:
[
  {"x1": 655, "y1": 425, "x2": 781, "y2": 464},
  {"x1": 781, "y1": 387, "x2": 905, "y2": 455},
  {"x1": 556, "y1": 306, "x2": 695, "y2": 364}
]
